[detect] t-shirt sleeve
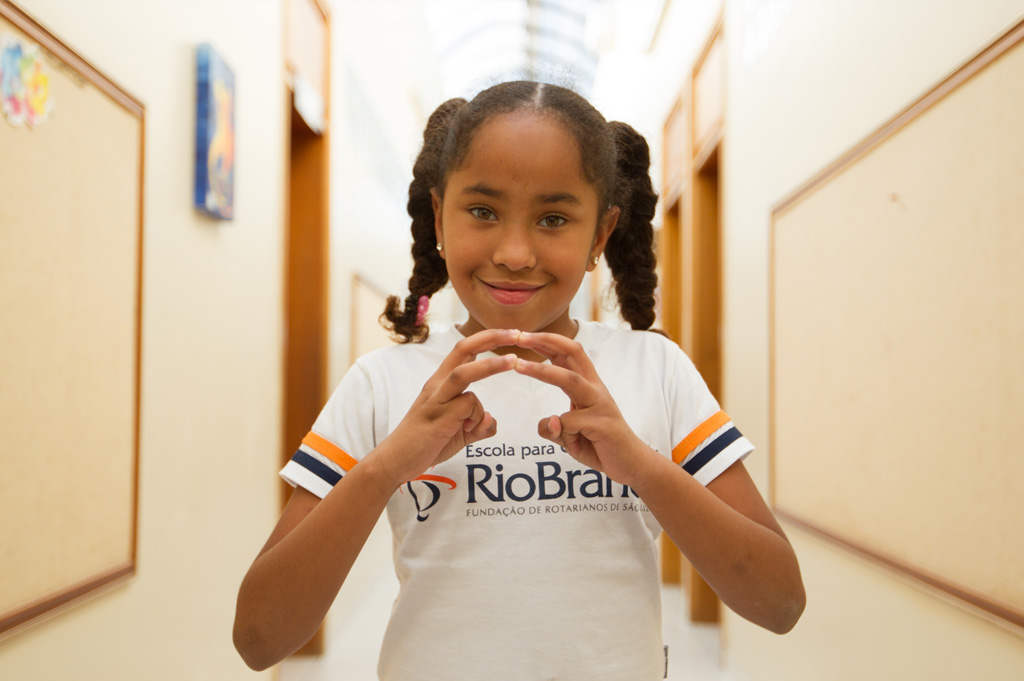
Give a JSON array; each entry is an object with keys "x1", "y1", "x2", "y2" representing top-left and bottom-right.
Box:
[
  {"x1": 666, "y1": 345, "x2": 754, "y2": 486},
  {"x1": 279, "y1": 362, "x2": 377, "y2": 499}
]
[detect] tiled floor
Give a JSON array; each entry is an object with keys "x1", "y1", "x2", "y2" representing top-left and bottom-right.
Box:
[{"x1": 280, "y1": 531, "x2": 736, "y2": 681}]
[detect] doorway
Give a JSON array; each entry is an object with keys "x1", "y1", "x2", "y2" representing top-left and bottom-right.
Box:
[
  {"x1": 658, "y1": 16, "x2": 725, "y2": 625},
  {"x1": 281, "y1": 95, "x2": 330, "y2": 655}
]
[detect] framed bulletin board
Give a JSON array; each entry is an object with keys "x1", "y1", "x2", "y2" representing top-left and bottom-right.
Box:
[
  {"x1": 0, "y1": 1, "x2": 144, "y2": 639},
  {"x1": 770, "y1": 18, "x2": 1024, "y2": 633}
]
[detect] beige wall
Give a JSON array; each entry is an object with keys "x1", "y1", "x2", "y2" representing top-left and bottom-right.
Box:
[
  {"x1": 1, "y1": 1, "x2": 286, "y2": 678},
  {"x1": 715, "y1": 0, "x2": 1024, "y2": 679}
]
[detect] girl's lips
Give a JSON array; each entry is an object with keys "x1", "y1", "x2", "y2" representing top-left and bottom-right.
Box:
[{"x1": 483, "y1": 282, "x2": 542, "y2": 306}]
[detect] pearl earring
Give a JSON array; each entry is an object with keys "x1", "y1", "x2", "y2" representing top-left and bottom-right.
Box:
[
  {"x1": 436, "y1": 243, "x2": 443, "y2": 252},
  {"x1": 592, "y1": 255, "x2": 599, "y2": 265}
]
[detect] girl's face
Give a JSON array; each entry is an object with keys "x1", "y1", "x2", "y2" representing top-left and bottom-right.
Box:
[{"x1": 433, "y1": 112, "x2": 618, "y2": 342}]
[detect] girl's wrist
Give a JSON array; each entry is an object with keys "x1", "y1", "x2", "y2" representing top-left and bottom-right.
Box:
[
  {"x1": 358, "y1": 445, "x2": 406, "y2": 498},
  {"x1": 623, "y1": 444, "x2": 675, "y2": 496}
]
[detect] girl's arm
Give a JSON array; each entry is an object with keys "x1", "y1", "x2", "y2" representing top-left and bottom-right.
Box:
[
  {"x1": 514, "y1": 331, "x2": 805, "y2": 634},
  {"x1": 233, "y1": 458, "x2": 397, "y2": 671},
  {"x1": 233, "y1": 329, "x2": 520, "y2": 670},
  {"x1": 628, "y1": 456, "x2": 805, "y2": 634}
]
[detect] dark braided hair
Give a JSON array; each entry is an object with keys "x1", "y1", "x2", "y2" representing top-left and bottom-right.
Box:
[
  {"x1": 605, "y1": 121, "x2": 660, "y2": 331},
  {"x1": 380, "y1": 99, "x2": 463, "y2": 342},
  {"x1": 382, "y1": 81, "x2": 660, "y2": 342}
]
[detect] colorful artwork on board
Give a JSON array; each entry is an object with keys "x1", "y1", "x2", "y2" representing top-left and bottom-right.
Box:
[
  {"x1": 1, "y1": 32, "x2": 53, "y2": 128},
  {"x1": 194, "y1": 43, "x2": 234, "y2": 220}
]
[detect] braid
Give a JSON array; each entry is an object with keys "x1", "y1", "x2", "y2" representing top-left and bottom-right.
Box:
[
  {"x1": 604, "y1": 121, "x2": 659, "y2": 331},
  {"x1": 381, "y1": 98, "x2": 465, "y2": 342}
]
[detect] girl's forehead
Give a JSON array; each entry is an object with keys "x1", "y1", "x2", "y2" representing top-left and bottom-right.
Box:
[
  {"x1": 469, "y1": 111, "x2": 575, "y2": 151},
  {"x1": 451, "y1": 112, "x2": 591, "y2": 189}
]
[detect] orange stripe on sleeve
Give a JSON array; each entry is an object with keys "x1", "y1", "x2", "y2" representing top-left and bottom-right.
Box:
[
  {"x1": 302, "y1": 431, "x2": 359, "y2": 472},
  {"x1": 671, "y1": 410, "x2": 731, "y2": 465}
]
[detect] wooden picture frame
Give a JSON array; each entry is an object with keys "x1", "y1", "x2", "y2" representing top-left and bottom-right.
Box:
[{"x1": 0, "y1": 0, "x2": 144, "y2": 640}]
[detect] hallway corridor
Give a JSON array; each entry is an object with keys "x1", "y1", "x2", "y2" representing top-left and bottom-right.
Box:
[{"x1": 5, "y1": 2, "x2": 1024, "y2": 679}]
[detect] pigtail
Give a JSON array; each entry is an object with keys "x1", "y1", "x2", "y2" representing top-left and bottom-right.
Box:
[
  {"x1": 604, "y1": 121, "x2": 660, "y2": 331},
  {"x1": 381, "y1": 98, "x2": 465, "y2": 343}
]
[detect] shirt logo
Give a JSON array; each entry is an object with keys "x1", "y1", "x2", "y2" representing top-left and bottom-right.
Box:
[{"x1": 403, "y1": 474, "x2": 457, "y2": 522}]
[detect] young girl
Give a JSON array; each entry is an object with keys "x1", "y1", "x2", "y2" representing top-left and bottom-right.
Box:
[{"x1": 234, "y1": 81, "x2": 805, "y2": 679}]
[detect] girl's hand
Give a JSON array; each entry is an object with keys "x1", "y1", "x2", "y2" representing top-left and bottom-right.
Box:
[
  {"x1": 371, "y1": 328, "x2": 520, "y2": 489},
  {"x1": 512, "y1": 331, "x2": 655, "y2": 487}
]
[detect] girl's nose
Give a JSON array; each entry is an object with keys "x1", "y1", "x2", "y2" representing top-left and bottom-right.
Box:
[{"x1": 491, "y1": 226, "x2": 536, "y2": 271}]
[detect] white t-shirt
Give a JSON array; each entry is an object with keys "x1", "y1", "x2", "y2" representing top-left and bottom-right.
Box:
[{"x1": 281, "y1": 321, "x2": 753, "y2": 681}]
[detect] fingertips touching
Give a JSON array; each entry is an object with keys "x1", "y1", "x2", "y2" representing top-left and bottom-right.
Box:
[
  {"x1": 475, "y1": 353, "x2": 519, "y2": 378},
  {"x1": 494, "y1": 328, "x2": 522, "y2": 348},
  {"x1": 512, "y1": 357, "x2": 542, "y2": 375},
  {"x1": 454, "y1": 329, "x2": 520, "y2": 362}
]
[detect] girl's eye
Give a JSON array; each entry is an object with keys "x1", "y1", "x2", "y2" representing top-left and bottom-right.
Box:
[
  {"x1": 540, "y1": 215, "x2": 567, "y2": 228},
  {"x1": 469, "y1": 207, "x2": 497, "y2": 221}
]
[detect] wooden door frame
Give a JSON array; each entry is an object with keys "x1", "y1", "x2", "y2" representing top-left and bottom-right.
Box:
[
  {"x1": 282, "y1": 0, "x2": 331, "y2": 656},
  {"x1": 658, "y1": 13, "x2": 725, "y2": 625}
]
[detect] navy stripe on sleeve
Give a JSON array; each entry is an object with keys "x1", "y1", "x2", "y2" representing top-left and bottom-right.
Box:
[
  {"x1": 682, "y1": 427, "x2": 743, "y2": 476},
  {"x1": 292, "y1": 449, "x2": 342, "y2": 487}
]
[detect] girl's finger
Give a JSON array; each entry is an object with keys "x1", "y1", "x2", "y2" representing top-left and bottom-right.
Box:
[
  {"x1": 554, "y1": 409, "x2": 591, "y2": 445},
  {"x1": 435, "y1": 328, "x2": 521, "y2": 376},
  {"x1": 537, "y1": 415, "x2": 563, "y2": 445},
  {"x1": 457, "y1": 391, "x2": 486, "y2": 431},
  {"x1": 434, "y1": 354, "x2": 516, "y2": 403},
  {"x1": 541, "y1": 414, "x2": 585, "y2": 456},
  {"x1": 513, "y1": 358, "x2": 599, "y2": 406},
  {"x1": 547, "y1": 414, "x2": 562, "y2": 437},
  {"x1": 446, "y1": 390, "x2": 485, "y2": 424},
  {"x1": 465, "y1": 412, "x2": 498, "y2": 443},
  {"x1": 514, "y1": 331, "x2": 598, "y2": 379}
]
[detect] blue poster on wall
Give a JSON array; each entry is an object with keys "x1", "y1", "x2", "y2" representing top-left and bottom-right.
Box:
[{"x1": 194, "y1": 43, "x2": 234, "y2": 220}]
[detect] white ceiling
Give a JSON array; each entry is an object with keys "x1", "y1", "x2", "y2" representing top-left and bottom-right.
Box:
[{"x1": 421, "y1": 0, "x2": 666, "y2": 98}]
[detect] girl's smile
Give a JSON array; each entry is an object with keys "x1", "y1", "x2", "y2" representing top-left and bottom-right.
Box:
[
  {"x1": 481, "y1": 280, "x2": 543, "y2": 306},
  {"x1": 432, "y1": 111, "x2": 618, "y2": 343}
]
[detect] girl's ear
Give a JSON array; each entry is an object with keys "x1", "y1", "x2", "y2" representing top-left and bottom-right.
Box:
[
  {"x1": 588, "y1": 206, "x2": 620, "y2": 271},
  {"x1": 431, "y1": 188, "x2": 445, "y2": 258}
]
